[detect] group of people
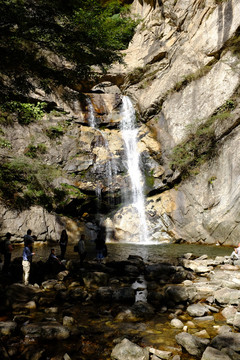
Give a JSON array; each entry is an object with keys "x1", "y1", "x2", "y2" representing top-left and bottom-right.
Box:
[{"x1": 0, "y1": 226, "x2": 108, "y2": 285}]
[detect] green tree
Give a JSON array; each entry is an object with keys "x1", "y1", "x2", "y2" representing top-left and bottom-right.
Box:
[{"x1": 0, "y1": 0, "x2": 137, "y2": 99}]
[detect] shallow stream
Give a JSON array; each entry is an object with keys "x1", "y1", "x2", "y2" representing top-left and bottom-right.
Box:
[{"x1": 7, "y1": 242, "x2": 233, "y2": 359}]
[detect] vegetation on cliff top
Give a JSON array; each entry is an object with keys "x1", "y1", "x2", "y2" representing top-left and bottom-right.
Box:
[{"x1": 0, "y1": 0, "x2": 137, "y2": 99}]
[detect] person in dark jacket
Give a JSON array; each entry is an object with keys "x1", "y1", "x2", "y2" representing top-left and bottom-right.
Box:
[
  {"x1": 78, "y1": 235, "x2": 87, "y2": 266},
  {"x1": 2, "y1": 232, "x2": 13, "y2": 273},
  {"x1": 59, "y1": 229, "x2": 68, "y2": 259}
]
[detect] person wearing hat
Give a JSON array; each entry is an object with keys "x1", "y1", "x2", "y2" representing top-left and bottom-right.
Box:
[{"x1": 2, "y1": 232, "x2": 13, "y2": 273}]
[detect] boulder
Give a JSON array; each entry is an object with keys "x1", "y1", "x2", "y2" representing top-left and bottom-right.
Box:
[
  {"x1": 164, "y1": 285, "x2": 189, "y2": 303},
  {"x1": 0, "y1": 321, "x2": 17, "y2": 336},
  {"x1": 211, "y1": 333, "x2": 240, "y2": 352},
  {"x1": 214, "y1": 288, "x2": 240, "y2": 305},
  {"x1": 111, "y1": 338, "x2": 149, "y2": 360},
  {"x1": 21, "y1": 322, "x2": 70, "y2": 340},
  {"x1": 175, "y1": 332, "x2": 209, "y2": 357},
  {"x1": 187, "y1": 303, "x2": 209, "y2": 317},
  {"x1": 112, "y1": 287, "x2": 135, "y2": 304},
  {"x1": 201, "y1": 346, "x2": 232, "y2": 360}
]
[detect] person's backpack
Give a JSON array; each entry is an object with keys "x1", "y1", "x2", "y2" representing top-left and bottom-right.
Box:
[{"x1": 0, "y1": 240, "x2": 6, "y2": 254}]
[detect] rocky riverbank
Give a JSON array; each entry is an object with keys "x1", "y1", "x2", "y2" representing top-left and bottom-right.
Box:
[{"x1": 0, "y1": 252, "x2": 240, "y2": 359}]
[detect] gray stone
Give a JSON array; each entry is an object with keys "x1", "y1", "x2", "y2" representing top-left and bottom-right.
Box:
[
  {"x1": 201, "y1": 346, "x2": 231, "y2": 360},
  {"x1": 83, "y1": 272, "x2": 109, "y2": 287},
  {"x1": 170, "y1": 318, "x2": 184, "y2": 329},
  {"x1": 211, "y1": 333, "x2": 240, "y2": 352},
  {"x1": 165, "y1": 285, "x2": 189, "y2": 303},
  {"x1": 112, "y1": 287, "x2": 135, "y2": 304},
  {"x1": 175, "y1": 332, "x2": 209, "y2": 357},
  {"x1": 187, "y1": 303, "x2": 209, "y2": 317},
  {"x1": 111, "y1": 338, "x2": 149, "y2": 360},
  {"x1": 215, "y1": 288, "x2": 240, "y2": 305},
  {"x1": 21, "y1": 322, "x2": 70, "y2": 340}
]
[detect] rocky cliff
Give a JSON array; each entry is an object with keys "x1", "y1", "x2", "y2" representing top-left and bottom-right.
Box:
[{"x1": 1, "y1": 0, "x2": 240, "y2": 246}]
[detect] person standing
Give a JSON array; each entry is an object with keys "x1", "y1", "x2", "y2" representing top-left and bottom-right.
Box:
[
  {"x1": 59, "y1": 229, "x2": 68, "y2": 260},
  {"x1": 22, "y1": 241, "x2": 35, "y2": 285},
  {"x1": 23, "y1": 229, "x2": 34, "y2": 250},
  {"x1": 78, "y1": 235, "x2": 87, "y2": 266},
  {"x1": 231, "y1": 243, "x2": 240, "y2": 260},
  {"x1": 2, "y1": 232, "x2": 13, "y2": 273}
]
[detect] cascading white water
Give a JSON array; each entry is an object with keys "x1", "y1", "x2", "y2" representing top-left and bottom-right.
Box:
[
  {"x1": 86, "y1": 98, "x2": 97, "y2": 128},
  {"x1": 120, "y1": 96, "x2": 149, "y2": 243},
  {"x1": 87, "y1": 97, "x2": 117, "y2": 202}
]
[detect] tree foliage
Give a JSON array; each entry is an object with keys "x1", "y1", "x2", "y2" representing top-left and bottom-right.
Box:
[{"x1": 0, "y1": 0, "x2": 137, "y2": 98}]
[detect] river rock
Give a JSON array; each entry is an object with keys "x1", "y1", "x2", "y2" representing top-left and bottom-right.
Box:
[
  {"x1": 175, "y1": 332, "x2": 209, "y2": 357},
  {"x1": 41, "y1": 279, "x2": 58, "y2": 290},
  {"x1": 164, "y1": 285, "x2": 189, "y2": 303},
  {"x1": 214, "y1": 288, "x2": 240, "y2": 305},
  {"x1": 201, "y1": 346, "x2": 232, "y2": 360},
  {"x1": 111, "y1": 338, "x2": 149, "y2": 360},
  {"x1": 130, "y1": 301, "x2": 155, "y2": 320},
  {"x1": 96, "y1": 286, "x2": 113, "y2": 302},
  {"x1": 82, "y1": 272, "x2": 109, "y2": 287},
  {"x1": 187, "y1": 303, "x2": 209, "y2": 317},
  {"x1": 112, "y1": 287, "x2": 135, "y2": 304},
  {"x1": 147, "y1": 347, "x2": 172, "y2": 360},
  {"x1": 210, "y1": 333, "x2": 240, "y2": 352},
  {"x1": 21, "y1": 321, "x2": 70, "y2": 340},
  {"x1": 232, "y1": 312, "x2": 240, "y2": 330},
  {"x1": 63, "y1": 316, "x2": 75, "y2": 327},
  {"x1": 170, "y1": 318, "x2": 184, "y2": 329},
  {"x1": 217, "y1": 325, "x2": 232, "y2": 335},
  {"x1": 0, "y1": 321, "x2": 17, "y2": 336},
  {"x1": 182, "y1": 259, "x2": 212, "y2": 273}
]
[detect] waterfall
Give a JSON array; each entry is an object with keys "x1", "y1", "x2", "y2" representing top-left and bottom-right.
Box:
[
  {"x1": 86, "y1": 97, "x2": 117, "y2": 204},
  {"x1": 120, "y1": 96, "x2": 149, "y2": 243},
  {"x1": 86, "y1": 98, "x2": 97, "y2": 128}
]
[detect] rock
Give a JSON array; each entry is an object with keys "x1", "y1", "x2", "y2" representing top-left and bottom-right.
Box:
[
  {"x1": 83, "y1": 272, "x2": 109, "y2": 287},
  {"x1": 96, "y1": 287, "x2": 113, "y2": 302},
  {"x1": 45, "y1": 307, "x2": 58, "y2": 314},
  {"x1": 221, "y1": 305, "x2": 237, "y2": 325},
  {"x1": 111, "y1": 338, "x2": 149, "y2": 360},
  {"x1": 201, "y1": 346, "x2": 232, "y2": 360},
  {"x1": 164, "y1": 285, "x2": 189, "y2": 303},
  {"x1": 217, "y1": 325, "x2": 232, "y2": 335},
  {"x1": 232, "y1": 312, "x2": 240, "y2": 330},
  {"x1": 170, "y1": 318, "x2": 184, "y2": 329},
  {"x1": 24, "y1": 301, "x2": 37, "y2": 310},
  {"x1": 131, "y1": 301, "x2": 155, "y2": 320},
  {"x1": 145, "y1": 263, "x2": 176, "y2": 281},
  {"x1": 57, "y1": 270, "x2": 69, "y2": 281},
  {"x1": 112, "y1": 287, "x2": 135, "y2": 304},
  {"x1": 63, "y1": 316, "x2": 75, "y2": 327},
  {"x1": 182, "y1": 259, "x2": 212, "y2": 273},
  {"x1": 194, "y1": 330, "x2": 210, "y2": 339},
  {"x1": 0, "y1": 321, "x2": 17, "y2": 336},
  {"x1": 211, "y1": 333, "x2": 240, "y2": 352},
  {"x1": 187, "y1": 303, "x2": 209, "y2": 317},
  {"x1": 147, "y1": 347, "x2": 172, "y2": 359},
  {"x1": 175, "y1": 332, "x2": 209, "y2": 357},
  {"x1": 41, "y1": 280, "x2": 58, "y2": 290},
  {"x1": 214, "y1": 288, "x2": 240, "y2": 305},
  {"x1": 21, "y1": 322, "x2": 70, "y2": 340},
  {"x1": 194, "y1": 316, "x2": 214, "y2": 323}
]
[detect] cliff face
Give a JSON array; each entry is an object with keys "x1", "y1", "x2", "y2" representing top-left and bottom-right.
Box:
[
  {"x1": 1, "y1": 0, "x2": 240, "y2": 245},
  {"x1": 121, "y1": 0, "x2": 240, "y2": 245}
]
